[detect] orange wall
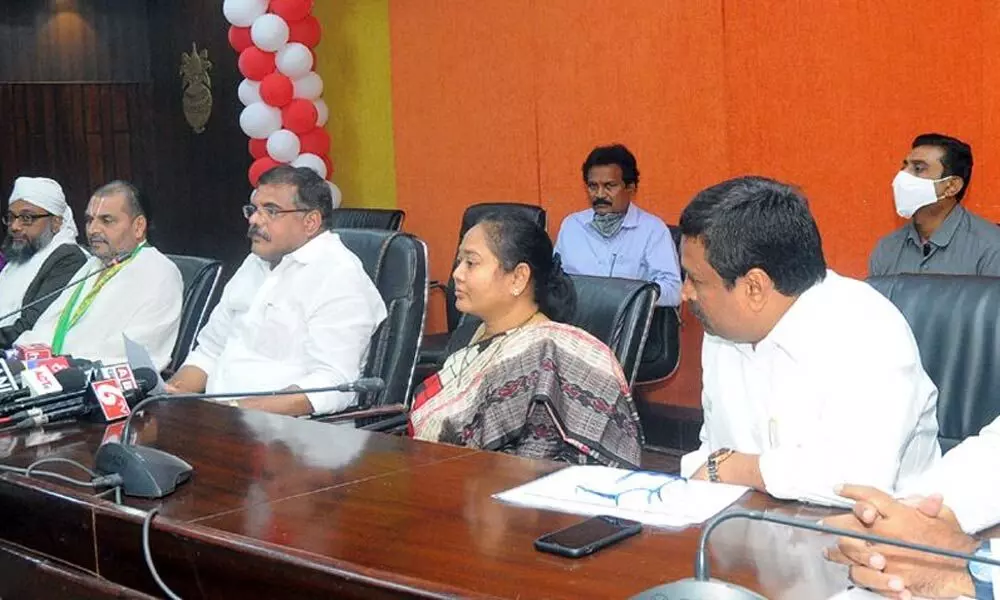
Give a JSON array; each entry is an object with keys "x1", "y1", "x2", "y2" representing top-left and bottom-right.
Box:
[{"x1": 389, "y1": 0, "x2": 1000, "y2": 403}]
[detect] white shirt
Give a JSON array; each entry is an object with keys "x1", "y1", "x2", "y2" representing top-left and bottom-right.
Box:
[
  {"x1": 901, "y1": 416, "x2": 1000, "y2": 535},
  {"x1": 680, "y1": 270, "x2": 941, "y2": 507},
  {"x1": 15, "y1": 245, "x2": 183, "y2": 370},
  {"x1": 184, "y1": 231, "x2": 387, "y2": 415}
]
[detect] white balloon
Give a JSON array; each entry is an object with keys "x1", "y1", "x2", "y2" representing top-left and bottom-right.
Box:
[
  {"x1": 250, "y1": 14, "x2": 290, "y2": 52},
  {"x1": 293, "y1": 72, "x2": 324, "y2": 100},
  {"x1": 314, "y1": 99, "x2": 329, "y2": 127},
  {"x1": 266, "y1": 129, "x2": 301, "y2": 163},
  {"x1": 223, "y1": 0, "x2": 268, "y2": 27},
  {"x1": 327, "y1": 182, "x2": 343, "y2": 209},
  {"x1": 291, "y1": 153, "x2": 327, "y2": 179},
  {"x1": 276, "y1": 43, "x2": 314, "y2": 79},
  {"x1": 240, "y1": 102, "x2": 282, "y2": 139},
  {"x1": 237, "y1": 79, "x2": 261, "y2": 106}
]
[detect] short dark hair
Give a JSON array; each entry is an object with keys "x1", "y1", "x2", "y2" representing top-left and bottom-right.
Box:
[
  {"x1": 680, "y1": 176, "x2": 827, "y2": 296},
  {"x1": 93, "y1": 180, "x2": 149, "y2": 221},
  {"x1": 477, "y1": 212, "x2": 577, "y2": 323},
  {"x1": 912, "y1": 133, "x2": 973, "y2": 201},
  {"x1": 257, "y1": 166, "x2": 333, "y2": 229},
  {"x1": 581, "y1": 144, "x2": 639, "y2": 186}
]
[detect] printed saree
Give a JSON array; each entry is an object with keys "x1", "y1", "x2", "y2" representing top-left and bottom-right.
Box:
[{"x1": 409, "y1": 320, "x2": 643, "y2": 468}]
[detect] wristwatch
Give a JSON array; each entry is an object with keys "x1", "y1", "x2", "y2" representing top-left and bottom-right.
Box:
[
  {"x1": 969, "y1": 540, "x2": 995, "y2": 600},
  {"x1": 706, "y1": 448, "x2": 735, "y2": 483}
]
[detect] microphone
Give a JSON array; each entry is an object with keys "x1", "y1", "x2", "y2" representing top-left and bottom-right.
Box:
[
  {"x1": 0, "y1": 359, "x2": 24, "y2": 397},
  {"x1": 7, "y1": 369, "x2": 156, "y2": 430},
  {"x1": 94, "y1": 376, "x2": 386, "y2": 499},
  {"x1": 0, "y1": 257, "x2": 124, "y2": 324},
  {"x1": 630, "y1": 509, "x2": 1000, "y2": 599},
  {"x1": 0, "y1": 368, "x2": 89, "y2": 416}
]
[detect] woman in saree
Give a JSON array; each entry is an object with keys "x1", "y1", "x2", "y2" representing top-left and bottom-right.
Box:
[{"x1": 409, "y1": 213, "x2": 643, "y2": 468}]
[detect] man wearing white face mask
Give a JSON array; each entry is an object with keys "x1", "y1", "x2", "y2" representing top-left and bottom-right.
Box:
[{"x1": 870, "y1": 133, "x2": 1000, "y2": 277}]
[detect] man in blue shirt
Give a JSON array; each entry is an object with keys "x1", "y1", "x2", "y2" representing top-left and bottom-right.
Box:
[{"x1": 553, "y1": 144, "x2": 681, "y2": 306}]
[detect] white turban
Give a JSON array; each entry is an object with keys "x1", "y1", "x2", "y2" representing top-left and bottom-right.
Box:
[{"x1": 8, "y1": 177, "x2": 78, "y2": 237}]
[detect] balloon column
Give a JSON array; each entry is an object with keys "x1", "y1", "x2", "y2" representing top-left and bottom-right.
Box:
[{"x1": 224, "y1": 0, "x2": 334, "y2": 188}]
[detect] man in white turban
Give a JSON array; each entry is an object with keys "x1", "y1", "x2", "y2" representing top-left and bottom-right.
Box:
[{"x1": 0, "y1": 177, "x2": 87, "y2": 346}]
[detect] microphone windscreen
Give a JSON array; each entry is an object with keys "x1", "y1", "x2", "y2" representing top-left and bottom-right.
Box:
[
  {"x1": 354, "y1": 377, "x2": 385, "y2": 393},
  {"x1": 132, "y1": 367, "x2": 159, "y2": 395},
  {"x1": 52, "y1": 368, "x2": 87, "y2": 391},
  {"x1": 3, "y1": 359, "x2": 25, "y2": 376}
]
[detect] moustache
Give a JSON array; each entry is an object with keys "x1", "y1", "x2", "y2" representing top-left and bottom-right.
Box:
[
  {"x1": 247, "y1": 225, "x2": 271, "y2": 242},
  {"x1": 591, "y1": 198, "x2": 613, "y2": 208},
  {"x1": 87, "y1": 235, "x2": 107, "y2": 246}
]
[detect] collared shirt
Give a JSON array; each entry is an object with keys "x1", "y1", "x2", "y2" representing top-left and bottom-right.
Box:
[
  {"x1": 901, "y1": 416, "x2": 1000, "y2": 535},
  {"x1": 184, "y1": 231, "x2": 387, "y2": 415},
  {"x1": 869, "y1": 205, "x2": 1000, "y2": 277},
  {"x1": 14, "y1": 245, "x2": 183, "y2": 370},
  {"x1": 680, "y1": 270, "x2": 941, "y2": 507},
  {"x1": 554, "y1": 203, "x2": 682, "y2": 306}
]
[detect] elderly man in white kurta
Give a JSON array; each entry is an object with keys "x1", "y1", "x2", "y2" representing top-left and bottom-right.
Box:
[
  {"x1": 16, "y1": 181, "x2": 183, "y2": 370},
  {"x1": 167, "y1": 166, "x2": 386, "y2": 417},
  {"x1": 0, "y1": 177, "x2": 87, "y2": 346}
]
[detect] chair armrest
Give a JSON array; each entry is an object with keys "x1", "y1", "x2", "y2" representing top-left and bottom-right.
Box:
[{"x1": 312, "y1": 403, "x2": 409, "y2": 424}]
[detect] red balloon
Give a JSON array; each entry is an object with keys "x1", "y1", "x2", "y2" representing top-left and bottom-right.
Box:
[
  {"x1": 299, "y1": 127, "x2": 330, "y2": 155},
  {"x1": 248, "y1": 138, "x2": 268, "y2": 160},
  {"x1": 288, "y1": 16, "x2": 321, "y2": 48},
  {"x1": 228, "y1": 26, "x2": 253, "y2": 53},
  {"x1": 238, "y1": 47, "x2": 276, "y2": 81},
  {"x1": 259, "y1": 73, "x2": 294, "y2": 107},
  {"x1": 249, "y1": 157, "x2": 282, "y2": 186},
  {"x1": 321, "y1": 155, "x2": 334, "y2": 177},
  {"x1": 281, "y1": 99, "x2": 319, "y2": 135},
  {"x1": 269, "y1": 0, "x2": 314, "y2": 22}
]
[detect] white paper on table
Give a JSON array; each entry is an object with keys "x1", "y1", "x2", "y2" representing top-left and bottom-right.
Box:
[{"x1": 493, "y1": 465, "x2": 749, "y2": 527}]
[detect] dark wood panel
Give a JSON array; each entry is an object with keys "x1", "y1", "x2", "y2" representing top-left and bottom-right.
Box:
[
  {"x1": 0, "y1": 0, "x2": 151, "y2": 82},
  {"x1": 0, "y1": 539, "x2": 155, "y2": 600}
]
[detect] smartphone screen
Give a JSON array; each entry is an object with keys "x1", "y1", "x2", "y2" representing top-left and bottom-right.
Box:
[{"x1": 535, "y1": 515, "x2": 642, "y2": 558}]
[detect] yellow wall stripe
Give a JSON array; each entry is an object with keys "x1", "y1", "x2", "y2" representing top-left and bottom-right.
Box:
[{"x1": 313, "y1": 0, "x2": 397, "y2": 209}]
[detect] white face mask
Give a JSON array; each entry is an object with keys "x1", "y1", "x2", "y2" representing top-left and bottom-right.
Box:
[{"x1": 892, "y1": 170, "x2": 952, "y2": 219}]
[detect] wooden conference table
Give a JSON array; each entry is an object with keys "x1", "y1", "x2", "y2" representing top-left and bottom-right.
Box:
[{"x1": 0, "y1": 401, "x2": 856, "y2": 599}]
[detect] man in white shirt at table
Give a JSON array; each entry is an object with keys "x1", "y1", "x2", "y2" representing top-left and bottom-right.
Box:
[
  {"x1": 677, "y1": 175, "x2": 940, "y2": 507},
  {"x1": 14, "y1": 180, "x2": 183, "y2": 369},
  {"x1": 824, "y1": 416, "x2": 1000, "y2": 599},
  {"x1": 166, "y1": 166, "x2": 386, "y2": 416}
]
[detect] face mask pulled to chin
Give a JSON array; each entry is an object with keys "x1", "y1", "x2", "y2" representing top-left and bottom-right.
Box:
[{"x1": 892, "y1": 171, "x2": 950, "y2": 219}]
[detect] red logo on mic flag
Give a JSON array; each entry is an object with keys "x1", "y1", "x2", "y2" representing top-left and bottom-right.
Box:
[{"x1": 92, "y1": 379, "x2": 131, "y2": 421}]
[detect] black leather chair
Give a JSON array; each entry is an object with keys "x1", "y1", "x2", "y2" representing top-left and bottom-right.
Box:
[
  {"x1": 867, "y1": 274, "x2": 1000, "y2": 451},
  {"x1": 316, "y1": 229, "x2": 427, "y2": 428},
  {"x1": 635, "y1": 223, "x2": 683, "y2": 383},
  {"x1": 165, "y1": 254, "x2": 222, "y2": 374},
  {"x1": 329, "y1": 208, "x2": 405, "y2": 231},
  {"x1": 418, "y1": 203, "x2": 547, "y2": 368},
  {"x1": 449, "y1": 274, "x2": 658, "y2": 389}
]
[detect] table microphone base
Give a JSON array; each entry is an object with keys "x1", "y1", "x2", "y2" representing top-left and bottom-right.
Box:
[
  {"x1": 631, "y1": 578, "x2": 767, "y2": 600},
  {"x1": 95, "y1": 442, "x2": 192, "y2": 499}
]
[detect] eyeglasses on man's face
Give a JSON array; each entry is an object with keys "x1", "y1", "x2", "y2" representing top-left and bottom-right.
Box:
[
  {"x1": 3, "y1": 212, "x2": 52, "y2": 227},
  {"x1": 241, "y1": 204, "x2": 313, "y2": 221}
]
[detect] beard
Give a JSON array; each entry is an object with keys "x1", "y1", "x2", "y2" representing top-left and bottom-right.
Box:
[{"x1": 2, "y1": 226, "x2": 56, "y2": 264}]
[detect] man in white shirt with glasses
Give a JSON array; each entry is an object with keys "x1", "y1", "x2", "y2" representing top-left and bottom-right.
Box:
[{"x1": 166, "y1": 166, "x2": 386, "y2": 416}]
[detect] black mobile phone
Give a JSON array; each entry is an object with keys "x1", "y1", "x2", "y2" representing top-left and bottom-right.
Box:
[{"x1": 533, "y1": 515, "x2": 642, "y2": 558}]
